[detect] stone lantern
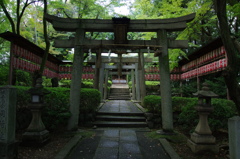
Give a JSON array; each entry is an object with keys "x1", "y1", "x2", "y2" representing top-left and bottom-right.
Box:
[
  {"x1": 187, "y1": 82, "x2": 219, "y2": 154},
  {"x1": 22, "y1": 78, "x2": 50, "y2": 146}
]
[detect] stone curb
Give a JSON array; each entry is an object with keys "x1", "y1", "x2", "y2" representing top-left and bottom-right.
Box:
[
  {"x1": 54, "y1": 135, "x2": 82, "y2": 159},
  {"x1": 96, "y1": 102, "x2": 105, "y2": 112},
  {"x1": 135, "y1": 103, "x2": 147, "y2": 113},
  {"x1": 159, "y1": 138, "x2": 181, "y2": 159}
]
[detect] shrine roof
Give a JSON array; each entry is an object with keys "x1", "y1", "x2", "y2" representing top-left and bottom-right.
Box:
[
  {"x1": 178, "y1": 37, "x2": 223, "y2": 66},
  {"x1": 0, "y1": 31, "x2": 63, "y2": 64}
]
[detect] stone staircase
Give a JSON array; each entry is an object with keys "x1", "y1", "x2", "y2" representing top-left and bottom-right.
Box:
[
  {"x1": 94, "y1": 112, "x2": 147, "y2": 128},
  {"x1": 108, "y1": 88, "x2": 131, "y2": 100}
]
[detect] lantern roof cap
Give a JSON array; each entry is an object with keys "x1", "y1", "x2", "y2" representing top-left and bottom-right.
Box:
[
  {"x1": 28, "y1": 78, "x2": 51, "y2": 95},
  {"x1": 193, "y1": 82, "x2": 218, "y2": 98}
]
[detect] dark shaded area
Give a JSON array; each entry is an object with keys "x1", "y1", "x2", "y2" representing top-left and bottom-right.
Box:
[
  {"x1": 136, "y1": 131, "x2": 170, "y2": 159},
  {"x1": 67, "y1": 130, "x2": 103, "y2": 159}
]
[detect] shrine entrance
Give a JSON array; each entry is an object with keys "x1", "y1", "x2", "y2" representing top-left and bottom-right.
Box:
[{"x1": 45, "y1": 13, "x2": 196, "y2": 132}]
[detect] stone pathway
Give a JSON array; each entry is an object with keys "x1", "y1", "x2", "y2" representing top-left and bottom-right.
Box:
[
  {"x1": 94, "y1": 129, "x2": 142, "y2": 159},
  {"x1": 66, "y1": 100, "x2": 172, "y2": 159}
]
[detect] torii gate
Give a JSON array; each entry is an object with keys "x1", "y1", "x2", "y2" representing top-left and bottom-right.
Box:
[{"x1": 45, "y1": 13, "x2": 195, "y2": 132}]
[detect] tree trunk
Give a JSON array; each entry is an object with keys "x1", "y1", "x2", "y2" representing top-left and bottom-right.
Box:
[
  {"x1": 214, "y1": 0, "x2": 240, "y2": 114},
  {"x1": 39, "y1": 0, "x2": 50, "y2": 76}
]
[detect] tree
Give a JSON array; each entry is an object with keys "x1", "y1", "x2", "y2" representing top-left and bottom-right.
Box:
[
  {"x1": 213, "y1": 0, "x2": 240, "y2": 114},
  {"x1": 0, "y1": 0, "x2": 38, "y2": 35}
]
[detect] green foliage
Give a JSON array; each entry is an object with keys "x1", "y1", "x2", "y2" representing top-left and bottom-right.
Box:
[
  {"x1": 145, "y1": 81, "x2": 160, "y2": 86},
  {"x1": 42, "y1": 77, "x2": 52, "y2": 87},
  {"x1": 15, "y1": 86, "x2": 100, "y2": 131},
  {"x1": 181, "y1": 80, "x2": 198, "y2": 97},
  {"x1": 147, "y1": 131, "x2": 187, "y2": 143},
  {"x1": 143, "y1": 95, "x2": 161, "y2": 114},
  {"x1": 178, "y1": 98, "x2": 236, "y2": 132},
  {"x1": 128, "y1": 81, "x2": 132, "y2": 89},
  {"x1": 204, "y1": 76, "x2": 227, "y2": 98},
  {"x1": 107, "y1": 80, "x2": 112, "y2": 87},
  {"x1": 172, "y1": 96, "x2": 197, "y2": 112},
  {"x1": 15, "y1": 86, "x2": 31, "y2": 107},
  {"x1": 145, "y1": 81, "x2": 160, "y2": 94},
  {"x1": 15, "y1": 69, "x2": 32, "y2": 86},
  {"x1": 0, "y1": 65, "x2": 8, "y2": 85},
  {"x1": 144, "y1": 95, "x2": 236, "y2": 132},
  {"x1": 80, "y1": 88, "x2": 101, "y2": 113},
  {"x1": 43, "y1": 87, "x2": 71, "y2": 130},
  {"x1": 82, "y1": 80, "x2": 94, "y2": 88},
  {"x1": 59, "y1": 79, "x2": 71, "y2": 87}
]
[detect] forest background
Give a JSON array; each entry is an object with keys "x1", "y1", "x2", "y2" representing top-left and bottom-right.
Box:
[{"x1": 0, "y1": 0, "x2": 240, "y2": 112}]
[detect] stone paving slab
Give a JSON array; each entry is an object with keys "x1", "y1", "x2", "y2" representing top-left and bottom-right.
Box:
[
  {"x1": 93, "y1": 129, "x2": 142, "y2": 159},
  {"x1": 65, "y1": 99, "x2": 178, "y2": 159},
  {"x1": 99, "y1": 101, "x2": 142, "y2": 113},
  {"x1": 66, "y1": 128, "x2": 173, "y2": 159}
]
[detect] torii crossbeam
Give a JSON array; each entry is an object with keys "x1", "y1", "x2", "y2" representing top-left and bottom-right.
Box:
[{"x1": 45, "y1": 13, "x2": 196, "y2": 133}]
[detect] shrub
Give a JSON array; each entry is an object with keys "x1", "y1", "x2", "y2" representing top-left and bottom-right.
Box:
[
  {"x1": 43, "y1": 87, "x2": 71, "y2": 130},
  {"x1": 172, "y1": 97, "x2": 197, "y2": 112},
  {"x1": 59, "y1": 79, "x2": 71, "y2": 87},
  {"x1": 0, "y1": 65, "x2": 9, "y2": 85},
  {"x1": 108, "y1": 80, "x2": 112, "y2": 87},
  {"x1": 82, "y1": 80, "x2": 94, "y2": 88},
  {"x1": 80, "y1": 88, "x2": 101, "y2": 113},
  {"x1": 143, "y1": 95, "x2": 161, "y2": 114},
  {"x1": 143, "y1": 95, "x2": 236, "y2": 132},
  {"x1": 178, "y1": 98, "x2": 236, "y2": 132},
  {"x1": 128, "y1": 81, "x2": 132, "y2": 89},
  {"x1": 145, "y1": 81, "x2": 160, "y2": 95},
  {"x1": 15, "y1": 86, "x2": 100, "y2": 131},
  {"x1": 15, "y1": 70, "x2": 32, "y2": 86}
]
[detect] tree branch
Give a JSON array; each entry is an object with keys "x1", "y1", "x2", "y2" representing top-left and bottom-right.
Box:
[{"x1": 0, "y1": 1, "x2": 16, "y2": 33}]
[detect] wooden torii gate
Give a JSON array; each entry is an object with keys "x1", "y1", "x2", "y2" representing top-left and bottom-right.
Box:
[{"x1": 45, "y1": 13, "x2": 195, "y2": 133}]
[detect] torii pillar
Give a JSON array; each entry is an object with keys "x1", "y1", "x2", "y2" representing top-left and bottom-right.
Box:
[
  {"x1": 157, "y1": 29, "x2": 173, "y2": 134},
  {"x1": 68, "y1": 29, "x2": 85, "y2": 131}
]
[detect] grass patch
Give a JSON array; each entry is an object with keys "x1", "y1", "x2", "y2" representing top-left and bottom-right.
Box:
[
  {"x1": 64, "y1": 129, "x2": 95, "y2": 139},
  {"x1": 146, "y1": 130, "x2": 187, "y2": 143}
]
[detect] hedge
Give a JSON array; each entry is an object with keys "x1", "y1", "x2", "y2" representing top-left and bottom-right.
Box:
[
  {"x1": 143, "y1": 95, "x2": 236, "y2": 132},
  {"x1": 15, "y1": 86, "x2": 101, "y2": 131}
]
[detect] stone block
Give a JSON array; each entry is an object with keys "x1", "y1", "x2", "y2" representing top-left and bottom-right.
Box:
[
  {"x1": 228, "y1": 116, "x2": 240, "y2": 159},
  {"x1": 0, "y1": 86, "x2": 17, "y2": 143},
  {"x1": 0, "y1": 86, "x2": 18, "y2": 159},
  {"x1": 187, "y1": 139, "x2": 219, "y2": 154},
  {"x1": 22, "y1": 130, "x2": 49, "y2": 147},
  {"x1": 190, "y1": 132, "x2": 216, "y2": 144}
]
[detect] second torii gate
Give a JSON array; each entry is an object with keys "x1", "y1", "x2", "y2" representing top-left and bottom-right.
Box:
[{"x1": 45, "y1": 13, "x2": 195, "y2": 133}]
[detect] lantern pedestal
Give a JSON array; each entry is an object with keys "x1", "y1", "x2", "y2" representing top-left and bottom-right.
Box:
[
  {"x1": 187, "y1": 138, "x2": 218, "y2": 154},
  {"x1": 22, "y1": 78, "x2": 50, "y2": 147},
  {"x1": 188, "y1": 82, "x2": 219, "y2": 154},
  {"x1": 22, "y1": 103, "x2": 49, "y2": 146}
]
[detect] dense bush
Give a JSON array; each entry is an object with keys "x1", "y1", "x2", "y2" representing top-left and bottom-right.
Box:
[
  {"x1": 43, "y1": 87, "x2": 71, "y2": 130},
  {"x1": 59, "y1": 79, "x2": 71, "y2": 87},
  {"x1": 143, "y1": 95, "x2": 161, "y2": 114},
  {"x1": 79, "y1": 88, "x2": 101, "y2": 113},
  {"x1": 15, "y1": 86, "x2": 101, "y2": 131},
  {"x1": 178, "y1": 98, "x2": 236, "y2": 132},
  {"x1": 82, "y1": 79, "x2": 94, "y2": 88},
  {"x1": 143, "y1": 95, "x2": 236, "y2": 132},
  {"x1": 15, "y1": 70, "x2": 32, "y2": 86},
  {"x1": 0, "y1": 66, "x2": 33, "y2": 86},
  {"x1": 0, "y1": 65, "x2": 9, "y2": 85}
]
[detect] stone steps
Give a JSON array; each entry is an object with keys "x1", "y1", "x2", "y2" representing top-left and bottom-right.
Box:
[
  {"x1": 108, "y1": 88, "x2": 131, "y2": 100},
  {"x1": 94, "y1": 112, "x2": 147, "y2": 128},
  {"x1": 93, "y1": 121, "x2": 147, "y2": 128}
]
